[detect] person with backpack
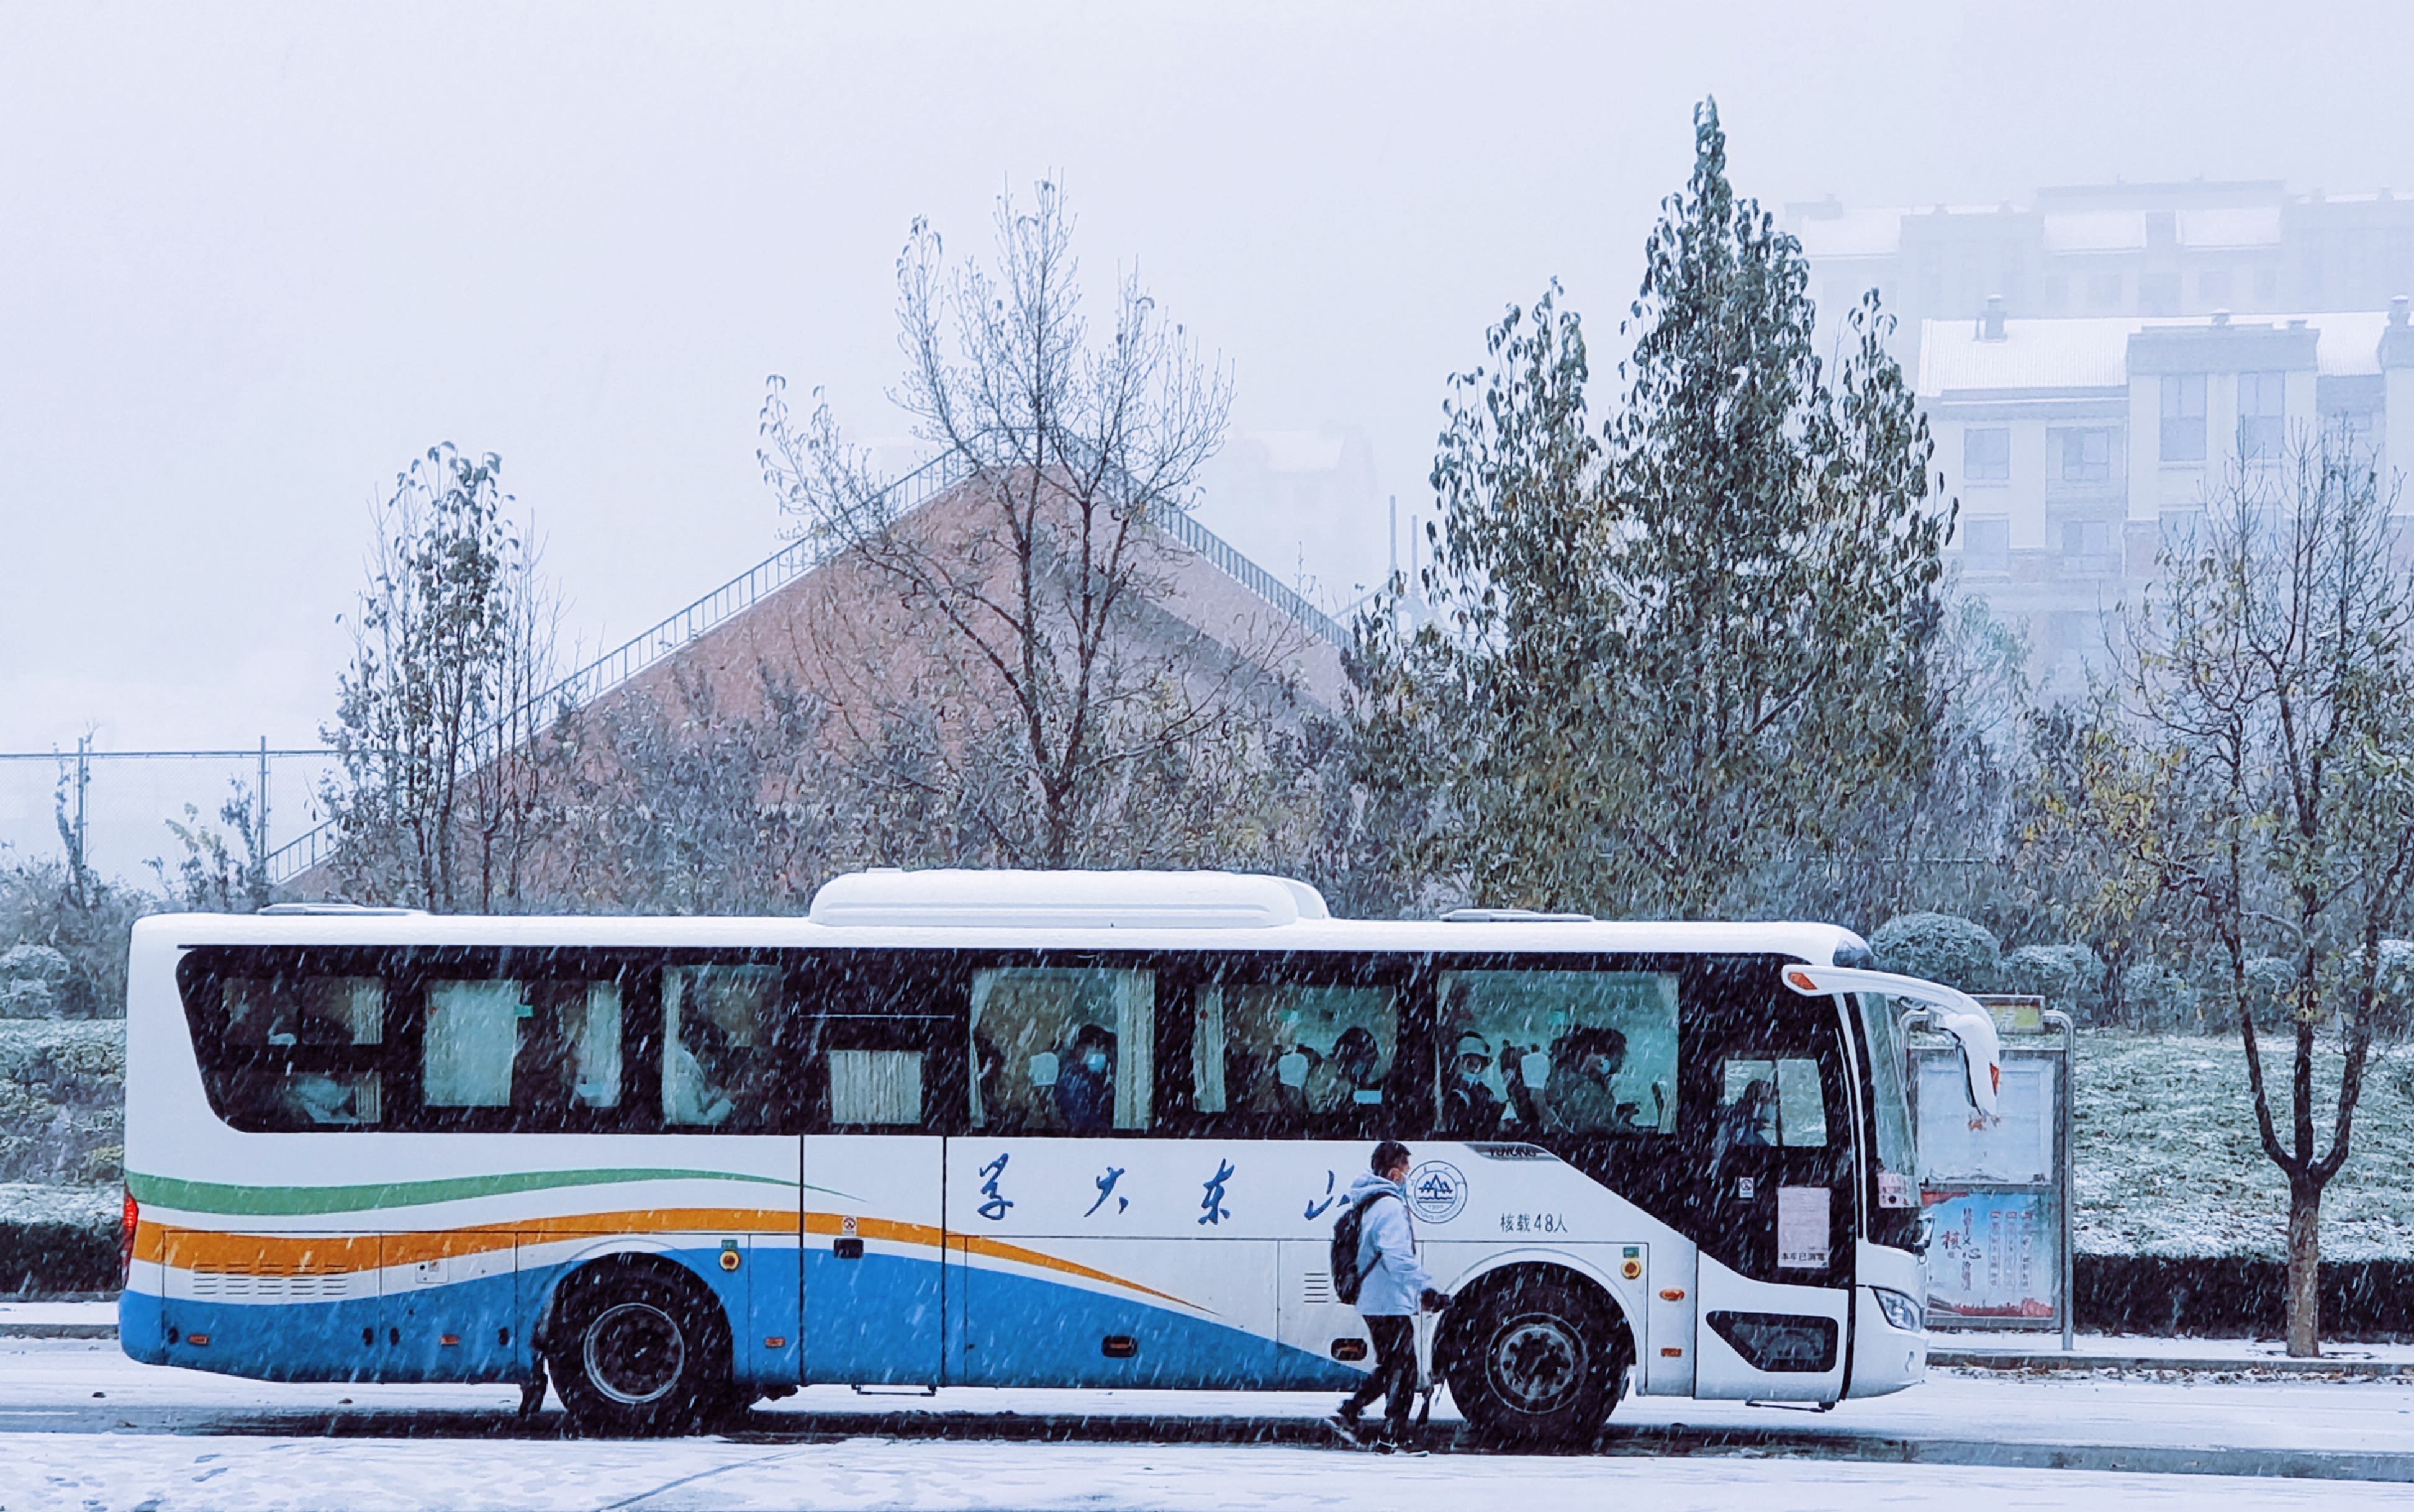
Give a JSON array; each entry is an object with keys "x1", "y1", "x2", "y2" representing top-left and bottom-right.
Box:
[{"x1": 1329, "y1": 1140, "x2": 1449, "y2": 1449}]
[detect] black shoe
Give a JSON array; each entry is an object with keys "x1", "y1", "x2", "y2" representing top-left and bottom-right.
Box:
[{"x1": 1326, "y1": 1410, "x2": 1366, "y2": 1444}]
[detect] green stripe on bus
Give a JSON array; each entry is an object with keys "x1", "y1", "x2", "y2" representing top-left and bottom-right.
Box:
[{"x1": 126, "y1": 1168, "x2": 836, "y2": 1217}]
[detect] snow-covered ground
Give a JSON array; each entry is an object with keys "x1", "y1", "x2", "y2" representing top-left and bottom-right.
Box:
[
  {"x1": 6, "y1": 1337, "x2": 2414, "y2": 1510},
  {"x1": 2074, "y1": 1033, "x2": 2414, "y2": 1260},
  {"x1": 16, "y1": 1433, "x2": 2408, "y2": 1512}
]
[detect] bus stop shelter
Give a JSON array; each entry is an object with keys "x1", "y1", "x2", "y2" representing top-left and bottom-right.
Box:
[{"x1": 1914, "y1": 995, "x2": 2074, "y2": 1349}]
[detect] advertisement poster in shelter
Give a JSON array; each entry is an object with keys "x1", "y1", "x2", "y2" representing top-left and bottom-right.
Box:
[{"x1": 1924, "y1": 1188, "x2": 2059, "y2": 1321}]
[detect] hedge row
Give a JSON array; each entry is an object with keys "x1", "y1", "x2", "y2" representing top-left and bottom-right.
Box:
[{"x1": 0, "y1": 1220, "x2": 116, "y2": 1294}]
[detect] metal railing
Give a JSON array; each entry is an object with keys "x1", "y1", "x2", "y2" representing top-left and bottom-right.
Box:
[
  {"x1": 267, "y1": 457, "x2": 1345, "y2": 886},
  {"x1": 1159, "y1": 506, "x2": 1350, "y2": 649}
]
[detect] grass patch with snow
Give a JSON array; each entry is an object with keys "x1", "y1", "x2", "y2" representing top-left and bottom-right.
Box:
[{"x1": 2074, "y1": 1031, "x2": 2414, "y2": 1261}]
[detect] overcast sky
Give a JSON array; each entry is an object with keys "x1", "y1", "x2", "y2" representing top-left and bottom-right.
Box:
[{"x1": 6, "y1": 0, "x2": 2414, "y2": 862}]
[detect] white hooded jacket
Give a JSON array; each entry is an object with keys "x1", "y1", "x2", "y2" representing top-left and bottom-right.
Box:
[{"x1": 1347, "y1": 1169, "x2": 1435, "y2": 1317}]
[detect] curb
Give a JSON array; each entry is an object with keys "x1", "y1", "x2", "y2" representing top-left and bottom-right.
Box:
[{"x1": 0, "y1": 1323, "x2": 115, "y2": 1339}]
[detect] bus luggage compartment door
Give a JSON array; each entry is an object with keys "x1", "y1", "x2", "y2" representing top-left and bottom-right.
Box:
[{"x1": 803, "y1": 1133, "x2": 946, "y2": 1385}]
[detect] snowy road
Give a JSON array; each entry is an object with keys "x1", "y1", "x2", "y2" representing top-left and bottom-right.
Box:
[{"x1": 7, "y1": 1337, "x2": 2414, "y2": 1510}]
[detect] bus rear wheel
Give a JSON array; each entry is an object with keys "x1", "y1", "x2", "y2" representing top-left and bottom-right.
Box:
[
  {"x1": 1440, "y1": 1272, "x2": 1627, "y2": 1445},
  {"x1": 546, "y1": 1262, "x2": 731, "y2": 1437}
]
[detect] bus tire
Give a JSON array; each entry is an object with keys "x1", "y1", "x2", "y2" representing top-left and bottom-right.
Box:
[
  {"x1": 544, "y1": 1259, "x2": 731, "y2": 1437},
  {"x1": 1439, "y1": 1271, "x2": 1628, "y2": 1445}
]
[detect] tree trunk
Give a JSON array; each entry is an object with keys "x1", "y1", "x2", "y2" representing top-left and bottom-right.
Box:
[{"x1": 2285, "y1": 1176, "x2": 2322, "y2": 1357}]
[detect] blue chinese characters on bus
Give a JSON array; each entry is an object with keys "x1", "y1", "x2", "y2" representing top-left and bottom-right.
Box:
[
  {"x1": 978, "y1": 1151, "x2": 1014, "y2": 1221},
  {"x1": 1087, "y1": 1165, "x2": 1129, "y2": 1217},
  {"x1": 1303, "y1": 1169, "x2": 1340, "y2": 1220},
  {"x1": 1198, "y1": 1158, "x2": 1236, "y2": 1225}
]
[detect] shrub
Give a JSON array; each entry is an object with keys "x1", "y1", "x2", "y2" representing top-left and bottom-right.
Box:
[
  {"x1": 2002, "y1": 945, "x2": 2079, "y2": 1014},
  {"x1": 0, "y1": 944, "x2": 70, "y2": 1020},
  {"x1": 1869, "y1": 912, "x2": 2001, "y2": 992},
  {"x1": 2122, "y1": 962, "x2": 2202, "y2": 1032}
]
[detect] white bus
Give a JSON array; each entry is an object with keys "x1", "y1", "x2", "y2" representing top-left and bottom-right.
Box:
[{"x1": 120, "y1": 870, "x2": 1999, "y2": 1442}]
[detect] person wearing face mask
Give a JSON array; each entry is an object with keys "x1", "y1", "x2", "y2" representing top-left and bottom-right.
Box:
[
  {"x1": 1532, "y1": 1027, "x2": 1649, "y2": 1134},
  {"x1": 1054, "y1": 1023, "x2": 1117, "y2": 1133},
  {"x1": 1439, "y1": 1031, "x2": 1509, "y2": 1136}
]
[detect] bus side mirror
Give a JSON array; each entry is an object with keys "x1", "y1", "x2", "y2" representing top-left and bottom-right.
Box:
[{"x1": 1029, "y1": 1051, "x2": 1059, "y2": 1089}]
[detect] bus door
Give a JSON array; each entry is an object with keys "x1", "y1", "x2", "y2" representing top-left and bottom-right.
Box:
[
  {"x1": 796, "y1": 955, "x2": 961, "y2": 1387},
  {"x1": 1688, "y1": 983, "x2": 1854, "y2": 1402}
]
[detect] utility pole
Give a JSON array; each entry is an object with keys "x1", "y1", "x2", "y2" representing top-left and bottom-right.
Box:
[
  {"x1": 258, "y1": 736, "x2": 271, "y2": 862},
  {"x1": 73, "y1": 735, "x2": 90, "y2": 871}
]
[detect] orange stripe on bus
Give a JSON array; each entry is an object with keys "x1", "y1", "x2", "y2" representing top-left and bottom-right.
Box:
[
  {"x1": 139, "y1": 1210, "x2": 1201, "y2": 1314},
  {"x1": 138, "y1": 1208, "x2": 795, "y2": 1273}
]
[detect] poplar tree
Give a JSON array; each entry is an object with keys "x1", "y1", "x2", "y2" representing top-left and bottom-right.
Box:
[{"x1": 1594, "y1": 99, "x2": 1950, "y2": 914}]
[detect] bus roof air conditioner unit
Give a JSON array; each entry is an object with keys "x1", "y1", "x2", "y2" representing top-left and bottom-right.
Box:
[{"x1": 806, "y1": 869, "x2": 1331, "y2": 929}]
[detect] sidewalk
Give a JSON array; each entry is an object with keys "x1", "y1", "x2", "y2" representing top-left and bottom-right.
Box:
[
  {"x1": 1933, "y1": 1330, "x2": 2414, "y2": 1376},
  {"x1": 0, "y1": 1299, "x2": 115, "y2": 1338}
]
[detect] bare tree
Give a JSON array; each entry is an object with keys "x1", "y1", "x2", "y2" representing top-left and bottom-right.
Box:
[
  {"x1": 2122, "y1": 436, "x2": 2414, "y2": 1356},
  {"x1": 323, "y1": 445, "x2": 559, "y2": 911},
  {"x1": 151, "y1": 780, "x2": 273, "y2": 913},
  {"x1": 757, "y1": 180, "x2": 1297, "y2": 868},
  {"x1": 543, "y1": 664, "x2": 854, "y2": 914},
  {"x1": 463, "y1": 533, "x2": 563, "y2": 909}
]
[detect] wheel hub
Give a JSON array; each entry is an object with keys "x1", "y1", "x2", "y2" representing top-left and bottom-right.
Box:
[
  {"x1": 583, "y1": 1300, "x2": 687, "y2": 1405},
  {"x1": 1489, "y1": 1314, "x2": 1584, "y2": 1411}
]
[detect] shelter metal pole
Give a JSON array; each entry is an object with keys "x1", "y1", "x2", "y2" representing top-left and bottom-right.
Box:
[{"x1": 2045, "y1": 1008, "x2": 2076, "y2": 1352}]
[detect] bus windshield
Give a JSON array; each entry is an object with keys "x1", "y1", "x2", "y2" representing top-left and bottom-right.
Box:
[{"x1": 1857, "y1": 993, "x2": 1917, "y2": 1179}]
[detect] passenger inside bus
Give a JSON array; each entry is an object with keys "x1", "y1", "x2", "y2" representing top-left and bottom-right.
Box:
[
  {"x1": 663, "y1": 966, "x2": 779, "y2": 1127},
  {"x1": 969, "y1": 966, "x2": 1152, "y2": 1132},
  {"x1": 1508, "y1": 1027, "x2": 1655, "y2": 1133},
  {"x1": 1437, "y1": 970, "x2": 1679, "y2": 1138},
  {"x1": 1301, "y1": 1025, "x2": 1383, "y2": 1115},
  {"x1": 1440, "y1": 1031, "x2": 1509, "y2": 1135},
  {"x1": 1054, "y1": 1023, "x2": 1117, "y2": 1133}
]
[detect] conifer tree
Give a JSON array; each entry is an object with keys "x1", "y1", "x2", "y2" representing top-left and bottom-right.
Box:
[{"x1": 1362, "y1": 100, "x2": 1951, "y2": 916}]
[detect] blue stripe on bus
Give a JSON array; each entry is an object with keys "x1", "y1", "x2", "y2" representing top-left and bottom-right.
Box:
[{"x1": 124, "y1": 1245, "x2": 1361, "y2": 1393}]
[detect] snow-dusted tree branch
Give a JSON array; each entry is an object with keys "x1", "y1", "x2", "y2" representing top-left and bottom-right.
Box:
[{"x1": 757, "y1": 180, "x2": 1306, "y2": 869}]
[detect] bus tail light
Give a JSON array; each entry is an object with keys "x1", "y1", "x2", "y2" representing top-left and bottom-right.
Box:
[{"x1": 119, "y1": 1187, "x2": 139, "y2": 1284}]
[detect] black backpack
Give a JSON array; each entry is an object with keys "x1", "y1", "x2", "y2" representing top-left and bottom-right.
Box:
[{"x1": 1330, "y1": 1190, "x2": 1395, "y2": 1306}]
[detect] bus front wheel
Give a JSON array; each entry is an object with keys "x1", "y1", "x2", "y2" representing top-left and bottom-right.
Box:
[
  {"x1": 545, "y1": 1260, "x2": 732, "y2": 1436},
  {"x1": 1439, "y1": 1271, "x2": 1628, "y2": 1445}
]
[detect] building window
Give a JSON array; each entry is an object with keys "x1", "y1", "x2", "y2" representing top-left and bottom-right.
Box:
[
  {"x1": 2329, "y1": 409, "x2": 2377, "y2": 456},
  {"x1": 2087, "y1": 272, "x2": 2123, "y2": 310},
  {"x1": 2196, "y1": 269, "x2": 2233, "y2": 305},
  {"x1": 2062, "y1": 519, "x2": 2114, "y2": 565},
  {"x1": 2140, "y1": 272, "x2": 2180, "y2": 315},
  {"x1": 1961, "y1": 518, "x2": 2010, "y2": 574},
  {"x1": 2238, "y1": 370, "x2": 2285, "y2": 463},
  {"x1": 2050, "y1": 427, "x2": 2113, "y2": 484},
  {"x1": 2161, "y1": 374, "x2": 2207, "y2": 462},
  {"x1": 2254, "y1": 268, "x2": 2279, "y2": 303},
  {"x1": 1964, "y1": 426, "x2": 2011, "y2": 483},
  {"x1": 2041, "y1": 274, "x2": 2069, "y2": 311}
]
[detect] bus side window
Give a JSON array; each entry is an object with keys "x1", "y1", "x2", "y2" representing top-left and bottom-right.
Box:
[
  {"x1": 1716, "y1": 1056, "x2": 1828, "y2": 1149},
  {"x1": 206, "y1": 974, "x2": 386, "y2": 1130},
  {"x1": 1218, "y1": 983, "x2": 1398, "y2": 1138},
  {"x1": 662, "y1": 965, "x2": 785, "y2": 1130},
  {"x1": 970, "y1": 966, "x2": 1154, "y2": 1133},
  {"x1": 1437, "y1": 970, "x2": 1680, "y2": 1138},
  {"x1": 420, "y1": 977, "x2": 626, "y2": 1128}
]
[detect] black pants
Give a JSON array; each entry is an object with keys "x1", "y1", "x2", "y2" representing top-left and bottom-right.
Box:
[{"x1": 1342, "y1": 1314, "x2": 1419, "y2": 1433}]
